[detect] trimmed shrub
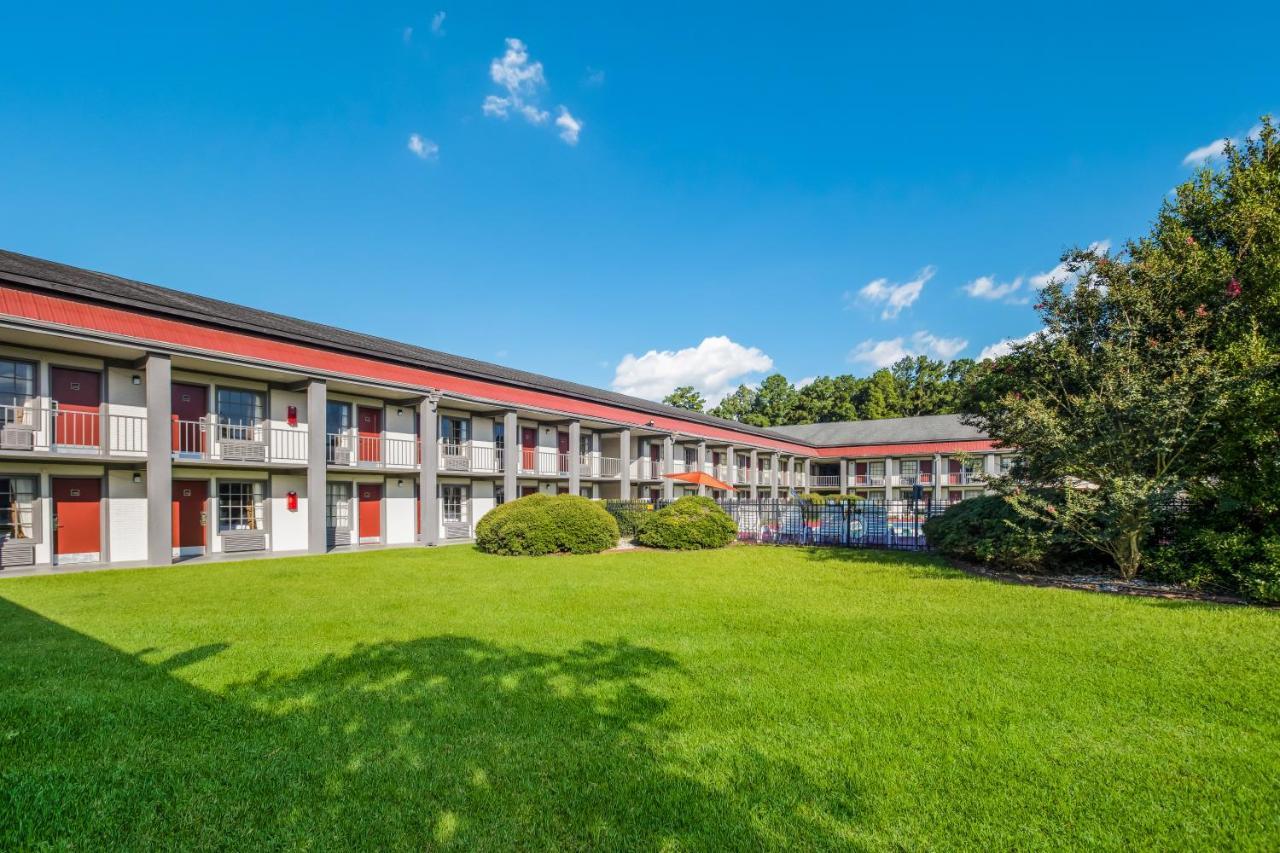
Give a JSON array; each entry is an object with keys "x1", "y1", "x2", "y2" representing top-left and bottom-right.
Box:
[
  {"x1": 923, "y1": 494, "x2": 1101, "y2": 574},
  {"x1": 794, "y1": 493, "x2": 862, "y2": 505},
  {"x1": 476, "y1": 494, "x2": 620, "y2": 556},
  {"x1": 636, "y1": 495, "x2": 737, "y2": 550}
]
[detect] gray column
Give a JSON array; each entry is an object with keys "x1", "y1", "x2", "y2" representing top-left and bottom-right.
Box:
[
  {"x1": 839, "y1": 459, "x2": 849, "y2": 495},
  {"x1": 749, "y1": 449, "x2": 759, "y2": 499},
  {"x1": 696, "y1": 441, "x2": 707, "y2": 495},
  {"x1": 933, "y1": 452, "x2": 945, "y2": 504},
  {"x1": 144, "y1": 353, "x2": 173, "y2": 566},
  {"x1": 725, "y1": 445, "x2": 736, "y2": 491},
  {"x1": 662, "y1": 435, "x2": 674, "y2": 500},
  {"x1": 420, "y1": 395, "x2": 440, "y2": 545},
  {"x1": 503, "y1": 411, "x2": 518, "y2": 501},
  {"x1": 770, "y1": 452, "x2": 780, "y2": 498},
  {"x1": 884, "y1": 456, "x2": 895, "y2": 502},
  {"x1": 568, "y1": 420, "x2": 581, "y2": 495},
  {"x1": 306, "y1": 379, "x2": 327, "y2": 554},
  {"x1": 619, "y1": 428, "x2": 632, "y2": 499}
]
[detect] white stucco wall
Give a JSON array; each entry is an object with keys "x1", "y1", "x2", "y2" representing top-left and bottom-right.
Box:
[
  {"x1": 269, "y1": 474, "x2": 308, "y2": 552},
  {"x1": 107, "y1": 469, "x2": 148, "y2": 562},
  {"x1": 385, "y1": 475, "x2": 417, "y2": 545}
]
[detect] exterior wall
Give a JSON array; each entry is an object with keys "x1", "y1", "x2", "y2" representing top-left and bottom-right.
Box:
[
  {"x1": 269, "y1": 474, "x2": 308, "y2": 552},
  {"x1": 385, "y1": 475, "x2": 416, "y2": 545},
  {"x1": 107, "y1": 469, "x2": 148, "y2": 562}
]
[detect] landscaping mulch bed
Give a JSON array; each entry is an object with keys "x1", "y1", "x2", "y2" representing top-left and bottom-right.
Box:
[{"x1": 949, "y1": 560, "x2": 1258, "y2": 606}]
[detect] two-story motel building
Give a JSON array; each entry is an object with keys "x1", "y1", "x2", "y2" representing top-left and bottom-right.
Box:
[{"x1": 0, "y1": 250, "x2": 1009, "y2": 573}]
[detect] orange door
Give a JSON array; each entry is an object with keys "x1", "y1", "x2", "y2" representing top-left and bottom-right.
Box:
[
  {"x1": 948, "y1": 458, "x2": 962, "y2": 484},
  {"x1": 172, "y1": 480, "x2": 208, "y2": 549},
  {"x1": 171, "y1": 383, "x2": 208, "y2": 454},
  {"x1": 51, "y1": 368, "x2": 101, "y2": 447},
  {"x1": 358, "y1": 483, "x2": 382, "y2": 540},
  {"x1": 358, "y1": 407, "x2": 382, "y2": 463},
  {"x1": 521, "y1": 426, "x2": 537, "y2": 471},
  {"x1": 52, "y1": 478, "x2": 101, "y2": 556}
]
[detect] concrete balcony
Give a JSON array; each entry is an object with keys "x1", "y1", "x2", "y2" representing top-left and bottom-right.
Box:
[
  {"x1": 1, "y1": 404, "x2": 147, "y2": 459},
  {"x1": 172, "y1": 418, "x2": 308, "y2": 465},
  {"x1": 809, "y1": 474, "x2": 842, "y2": 489},
  {"x1": 439, "y1": 440, "x2": 503, "y2": 474},
  {"x1": 943, "y1": 470, "x2": 986, "y2": 486},
  {"x1": 578, "y1": 455, "x2": 622, "y2": 479},
  {"x1": 891, "y1": 472, "x2": 935, "y2": 487},
  {"x1": 324, "y1": 432, "x2": 415, "y2": 469},
  {"x1": 851, "y1": 474, "x2": 886, "y2": 487}
]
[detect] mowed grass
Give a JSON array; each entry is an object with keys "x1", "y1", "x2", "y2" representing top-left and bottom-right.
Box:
[{"x1": 1, "y1": 546, "x2": 1277, "y2": 850}]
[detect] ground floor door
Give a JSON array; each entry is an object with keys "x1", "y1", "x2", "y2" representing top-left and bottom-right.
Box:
[
  {"x1": 172, "y1": 479, "x2": 208, "y2": 556},
  {"x1": 52, "y1": 477, "x2": 101, "y2": 563},
  {"x1": 358, "y1": 483, "x2": 382, "y2": 543},
  {"x1": 520, "y1": 485, "x2": 538, "y2": 497}
]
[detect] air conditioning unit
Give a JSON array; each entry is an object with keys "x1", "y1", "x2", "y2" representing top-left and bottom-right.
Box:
[
  {"x1": 220, "y1": 439, "x2": 268, "y2": 462},
  {"x1": 444, "y1": 454, "x2": 471, "y2": 472},
  {"x1": 1, "y1": 426, "x2": 35, "y2": 451},
  {"x1": 331, "y1": 446, "x2": 352, "y2": 465}
]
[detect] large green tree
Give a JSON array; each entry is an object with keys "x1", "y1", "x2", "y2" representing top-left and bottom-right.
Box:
[
  {"x1": 662, "y1": 385, "x2": 706, "y2": 411},
  {"x1": 965, "y1": 119, "x2": 1280, "y2": 581}
]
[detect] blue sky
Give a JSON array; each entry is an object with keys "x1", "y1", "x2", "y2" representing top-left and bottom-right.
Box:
[{"x1": 2, "y1": 1, "x2": 1276, "y2": 403}]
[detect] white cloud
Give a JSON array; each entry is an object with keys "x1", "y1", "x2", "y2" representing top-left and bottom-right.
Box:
[
  {"x1": 795, "y1": 376, "x2": 817, "y2": 389},
  {"x1": 407, "y1": 133, "x2": 439, "y2": 161},
  {"x1": 847, "y1": 331, "x2": 968, "y2": 369},
  {"x1": 847, "y1": 266, "x2": 933, "y2": 319},
  {"x1": 431, "y1": 11, "x2": 446, "y2": 35},
  {"x1": 483, "y1": 38, "x2": 580, "y2": 144},
  {"x1": 1182, "y1": 138, "x2": 1229, "y2": 166},
  {"x1": 1029, "y1": 240, "x2": 1111, "y2": 289},
  {"x1": 964, "y1": 274, "x2": 1023, "y2": 301},
  {"x1": 611, "y1": 336, "x2": 773, "y2": 403},
  {"x1": 555, "y1": 106, "x2": 582, "y2": 145},
  {"x1": 979, "y1": 331, "x2": 1040, "y2": 360}
]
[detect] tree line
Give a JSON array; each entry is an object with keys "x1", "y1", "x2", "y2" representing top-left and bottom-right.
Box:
[{"x1": 662, "y1": 356, "x2": 978, "y2": 426}]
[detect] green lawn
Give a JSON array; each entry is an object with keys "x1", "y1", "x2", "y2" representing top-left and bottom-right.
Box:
[{"x1": 2, "y1": 546, "x2": 1277, "y2": 850}]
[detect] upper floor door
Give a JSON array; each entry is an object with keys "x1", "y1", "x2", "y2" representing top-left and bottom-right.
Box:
[
  {"x1": 51, "y1": 367, "x2": 101, "y2": 448},
  {"x1": 358, "y1": 406, "x2": 382, "y2": 463},
  {"x1": 172, "y1": 383, "x2": 208, "y2": 455}
]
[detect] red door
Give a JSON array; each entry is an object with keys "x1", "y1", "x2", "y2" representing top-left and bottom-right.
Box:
[
  {"x1": 172, "y1": 480, "x2": 208, "y2": 550},
  {"x1": 856, "y1": 461, "x2": 868, "y2": 484},
  {"x1": 171, "y1": 383, "x2": 208, "y2": 455},
  {"x1": 948, "y1": 458, "x2": 962, "y2": 485},
  {"x1": 520, "y1": 485, "x2": 538, "y2": 497},
  {"x1": 358, "y1": 483, "x2": 382, "y2": 541},
  {"x1": 358, "y1": 407, "x2": 382, "y2": 463},
  {"x1": 521, "y1": 426, "x2": 537, "y2": 471},
  {"x1": 51, "y1": 368, "x2": 101, "y2": 448},
  {"x1": 649, "y1": 443, "x2": 660, "y2": 478},
  {"x1": 557, "y1": 431, "x2": 570, "y2": 473},
  {"x1": 52, "y1": 478, "x2": 101, "y2": 557},
  {"x1": 920, "y1": 459, "x2": 933, "y2": 484}
]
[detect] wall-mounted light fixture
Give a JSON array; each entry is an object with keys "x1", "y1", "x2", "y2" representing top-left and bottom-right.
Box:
[
  {"x1": 396, "y1": 408, "x2": 404, "y2": 416},
  {"x1": 132, "y1": 472, "x2": 142, "y2": 484},
  {"x1": 397, "y1": 479, "x2": 404, "y2": 487},
  {"x1": 131, "y1": 375, "x2": 142, "y2": 385}
]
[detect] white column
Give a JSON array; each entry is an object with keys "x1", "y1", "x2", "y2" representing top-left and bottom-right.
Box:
[
  {"x1": 662, "y1": 435, "x2": 675, "y2": 500},
  {"x1": 420, "y1": 395, "x2": 439, "y2": 545},
  {"x1": 503, "y1": 411, "x2": 518, "y2": 501},
  {"x1": 884, "y1": 456, "x2": 895, "y2": 502},
  {"x1": 619, "y1": 429, "x2": 632, "y2": 499},
  {"x1": 696, "y1": 440, "x2": 707, "y2": 495},
  {"x1": 933, "y1": 452, "x2": 945, "y2": 504},
  {"x1": 749, "y1": 450, "x2": 759, "y2": 499},
  {"x1": 770, "y1": 452, "x2": 780, "y2": 498},
  {"x1": 568, "y1": 420, "x2": 581, "y2": 495}
]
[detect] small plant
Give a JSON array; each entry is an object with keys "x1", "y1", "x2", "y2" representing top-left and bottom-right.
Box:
[
  {"x1": 476, "y1": 494, "x2": 619, "y2": 556},
  {"x1": 636, "y1": 496, "x2": 737, "y2": 550}
]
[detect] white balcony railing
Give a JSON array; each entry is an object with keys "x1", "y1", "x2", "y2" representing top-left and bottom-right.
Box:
[
  {"x1": 810, "y1": 475, "x2": 841, "y2": 489},
  {"x1": 0, "y1": 404, "x2": 147, "y2": 456},
  {"x1": 852, "y1": 474, "x2": 887, "y2": 487},
  {"x1": 323, "y1": 432, "x2": 415, "y2": 468},
  {"x1": 171, "y1": 417, "x2": 308, "y2": 464},
  {"x1": 944, "y1": 470, "x2": 986, "y2": 486},
  {"x1": 578, "y1": 455, "x2": 622, "y2": 479},
  {"x1": 891, "y1": 472, "x2": 935, "y2": 487},
  {"x1": 439, "y1": 440, "x2": 503, "y2": 473}
]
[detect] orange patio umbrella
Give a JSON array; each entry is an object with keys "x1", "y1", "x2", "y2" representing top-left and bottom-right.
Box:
[{"x1": 662, "y1": 470, "x2": 735, "y2": 491}]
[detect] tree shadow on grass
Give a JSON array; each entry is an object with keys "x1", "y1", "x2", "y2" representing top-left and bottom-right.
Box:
[{"x1": 0, "y1": 597, "x2": 831, "y2": 849}]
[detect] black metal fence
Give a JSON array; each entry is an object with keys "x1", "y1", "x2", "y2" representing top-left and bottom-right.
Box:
[{"x1": 603, "y1": 498, "x2": 948, "y2": 552}]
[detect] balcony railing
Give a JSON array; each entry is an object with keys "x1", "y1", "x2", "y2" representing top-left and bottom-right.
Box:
[
  {"x1": 0, "y1": 404, "x2": 147, "y2": 456},
  {"x1": 439, "y1": 440, "x2": 503, "y2": 473},
  {"x1": 517, "y1": 447, "x2": 572, "y2": 477},
  {"x1": 943, "y1": 470, "x2": 986, "y2": 486},
  {"x1": 578, "y1": 455, "x2": 622, "y2": 479},
  {"x1": 733, "y1": 468, "x2": 753, "y2": 485},
  {"x1": 810, "y1": 474, "x2": 841, "y2": 489},
  {"x1": 324, "y1": 432, "x2": 417, "y2": 468},
  {"x1": 634, "y1": 458, "x2": 665, "y2": 480},
  {"x1": 172, "y1": 417, "x2": 308, "y2": 463},
  {"x1": 892, "y1": 472, "x2": 935, "y2": 486}
]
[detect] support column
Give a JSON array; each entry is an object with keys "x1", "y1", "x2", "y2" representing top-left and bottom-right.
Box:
[
  {"x1": 306, "y1": 379, "x2": 327, "y2": 554},
  {"x1": 696, "y1": 440, "x2": 707, "y2": 495},
  {"x1": 749, "y1": 449, "x2": 759, "y2": 499},
  {"x1": 933, "y1": 452, "x2": 945, "y2": 505},
  {"x1": 503, "y1": 411, "x2": 518, "y2": 502},
  {"x1": 144, "y1": 353, "x2": 173, "y2": 566},
  {"x1": 662, "y1": 434, "x2": 674, "y2": 500},
  {"x1": 839, "y1": 459, "x2": 849, "y2": 495},
  {"x1": 420, "y1": 394, "x2": 440, "y2": 545},
  {"x1": 568, "y1": 420, "x2": 581, "y2": 496},
  {"x1": 619, "y1": 428, "x2": 632, "y2": 499},
  {"x1": 884, "y1": 456, "x2": 895, "y2": 502},
  {"x1": 770, "y1": 452, "x2": 780, "y2": 498},
  {"x1": 725, "y1": 444, "x2": 736, "y2": 492}
]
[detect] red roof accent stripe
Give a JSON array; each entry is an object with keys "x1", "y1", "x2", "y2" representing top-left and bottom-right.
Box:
[{"x1": 0, "y1": 285, "x2": 998, "y2": 458}]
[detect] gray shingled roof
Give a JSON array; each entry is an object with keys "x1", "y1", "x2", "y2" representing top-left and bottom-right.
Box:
[
  {"x1": 0, "y1": 248, "x2": 985, "y2": 449},
  {"x1": 766, "y1": 414, "x2": 986, "y2": 446}
]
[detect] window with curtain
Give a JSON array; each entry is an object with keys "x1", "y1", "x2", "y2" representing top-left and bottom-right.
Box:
[
  {"x1": 218, "y1": 481, "x2": 264, "y2": 531},
  {"x1": 0, "y1": 359, "x2": 36, "y2": 416},
  {"x1": 440, "y1": 416, "x2": 469, "y2": 444},
  {"x1": 0, "y1": 476, "x2": 36, "y2": 539},
  {"x1": 326, "y1": 482, "x2": 351, "y2": 530}
]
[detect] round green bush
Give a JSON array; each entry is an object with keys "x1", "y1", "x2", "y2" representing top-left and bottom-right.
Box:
[
  {"x1": 475, "y1": 494, "x2": 620, "y2": 556},
  {"x1": 922, "y1": 493, "x2": 1101, "y2": 573},
  {"x1": 636, "y1": 495, "x2": 737, "y2": 550}
]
